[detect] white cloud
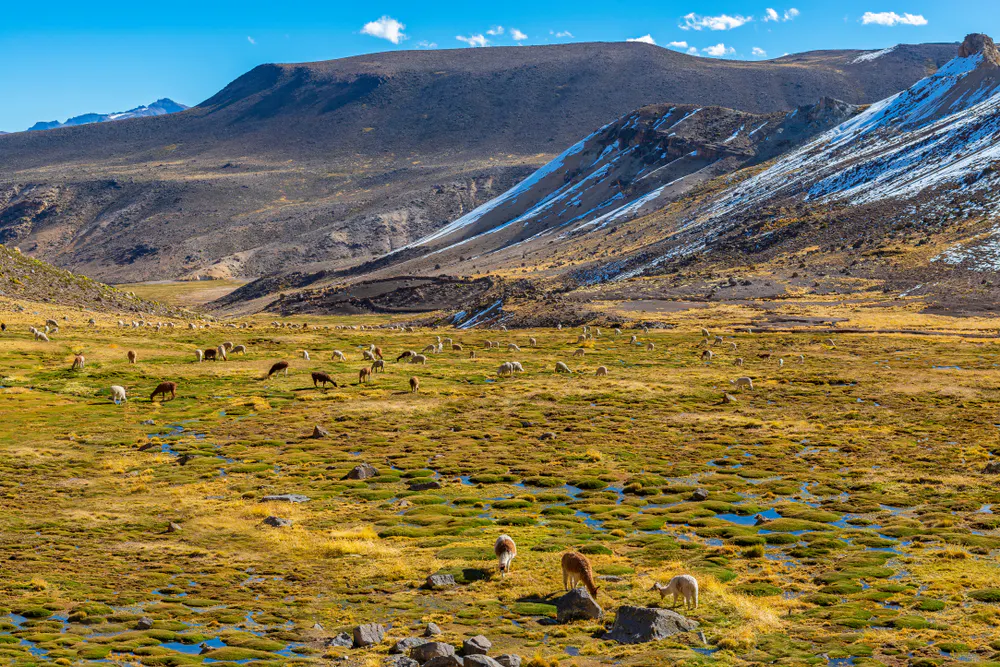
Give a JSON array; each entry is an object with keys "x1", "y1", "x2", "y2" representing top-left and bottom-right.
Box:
[
  {"x1": 486, "y1": 26, "x2": 504, "y2": 36},
  {"x1": 361, "y1": 16, "x2": 407, "y2": 44},
  {"x1": 764, "y1": 8, "x2": 780, "y2": 21},
  {"x1": 667, "y1": 40, "x2": 689, "y2": 48},
  {"x1": 784, "y1": 8, "x2": 800, "y2": 19},
  {"x1": 247, "y1": 36, "x2": 256, "y2": 45},
  {"x1": 703, "y1": 43, "x2": 736, "y2": 57},
  {"x1": 752, "y1": 46, "x2": 767, "y2": 56},
  {"x1": 764, "y1": 8, "x2": 798, "y2": 22},
  {"x1": 417, "y1": 40, "x2": 438, "y2": 49},
  {"x1": 861, "y1": 11, "x2": 927, "y2": 26},
  {"x1": 551, "y1": 30, "x2": 574, "y2": 38},
  {"x1": 457, "y1": 34, "x2": 490, "y2": 47},
  {"x1": 680, "y1": 13, "x2": 752, "y2": 31},
  {"x1": 627, "y1": 34, "x2": 657, "y2": 45},
  {"x1": 511, "y1": 28, "x2": 528, "y2": 41},
  {"x1": 687, "y1": 46, "x2": 699, "y2": 54}
]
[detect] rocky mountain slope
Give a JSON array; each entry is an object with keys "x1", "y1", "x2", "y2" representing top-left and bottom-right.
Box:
[
  {"x1": 0, "y1": 41, "x2": 955, "y2": 284},
  {"x1": 25, "y1": 99, "x2": 188, "y2": 133}
]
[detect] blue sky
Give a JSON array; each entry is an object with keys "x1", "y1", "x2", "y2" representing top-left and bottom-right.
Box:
[{"x1": 1, "y1": 0, "x2": 995, "y2": 132}]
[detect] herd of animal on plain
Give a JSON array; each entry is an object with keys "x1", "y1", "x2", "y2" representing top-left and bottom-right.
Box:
[{"x1": 6, "y1": 316, "x2": 824, "y2": 611}]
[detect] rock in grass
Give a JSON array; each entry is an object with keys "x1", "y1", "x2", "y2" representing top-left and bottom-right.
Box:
[
  {"x1": 325, "y1": 632, "x2": 353, "y2": 648},
  {"x1": 464, "y1": 656, "x2": 503, "y2": 667},
  {"x1": 261, "y1": 516, "x2": 292, "y2": 528},
  {"x1": 540, "y1": 432, "x2": 557, "y2": 441},
  {"x1": 385, "y1": 656, "x2": 420, "y2": 667},
  {"x1": 495, "y1": 655, "x2": 522, "y2": 667},
  {"x1": 462, "y1": 635, "x2": 491, "y2": 655},
  {"x1": 166, "y1": 522, "x2": 182, "y2": 533},
  {"x1": 602, "y1": 605, "x2": 698, "y2": 644},
  {"x1": 311, "y1": 425, "x2": 330, "y2": 438},
  {"x1": 424, "y1": 657, "x2": 463, "y2": 667},
  {"x1": 556, "y1": 588, "x2": 603, "y2": 623},
  {"x1": 411, "y1": 641, "x2": 456, "y2": 663},
  {"x1": 983, "y1": 462, "x2": 1000, "y2": 474},
  {"x1": 135, "y1": 617, "x2": 153, "y2": 630},
  {"x1": 722, "y1": 393, "x2": 738, "y2": 404},
  {"x1": 261, "y1": 494, "x2": 310, "y2": 503},
  {"x1": 424, "y1": 622, "x2": 442, "y2": 637},
  {"x1": 425, "y1": 573, "x2": 457, "y2": 590},
  {"x1": 353, "y1": 622, "x2": 385, "y2": 648},
  {"x1": 690, "y1": 489, "x2": 709, "y2": 501},
  {"x1": 410, "y1": 480, "x2": 442, "y2": 491},
  {"x1": 391, "y1": 637, "x2": 428, "y2": 654},
  {"x1": 346, "y1": 463, "x2": 379, "y2": 480}
]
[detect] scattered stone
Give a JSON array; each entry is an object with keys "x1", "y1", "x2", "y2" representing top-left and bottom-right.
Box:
[
  {"x1": 346, "y1": 463, "x2": 379, "y2": 480},
  {"x1": 540, "y1": 432, "x2": 557, "y2": 441},
  {"x1": 983, "y1": 461, "x2": 1000, "y2": 474},
  {"x1": 462, "y1": 635, "x2": 491, "y2": 656},
  {"x1": 141, "y1": 419, "x2": 155, "y2": 425},
  {"x1": 690, "y1": 489, "x2": 709, "y2": 501},
  {"x1": 325, "y1": 632, "x2": 353, "y2": 648},
  {"x1": 424, "y1": 622, "x2": 442, "y2": 637},
  {"x1": 138, "y1": 442, "x2": 157, "y2": 451},
  {"x1": 598, "y1": 575, "x2": 624, "y2": 582},
  {"x1": 353, "y1": 623, "x2": 385, "y2": 648},
  {"x1": 199, "y1": 642, "x2": 212, "y2": 654},
  {"x1": 411, "y1": 641, "x2": 456, "y2": 663},
  {"x1": 556, "y1": 588, "x2": 603, "y2": 623},
  {"x1": 425, "y1": 573, "x2": 457, "y2": 590},
  {"x1": 312, "y1": 623, "x2": 324, "y2": 631},
  {"x1": 311, "y1": 425, "x2": 330, "y2": 438},
  {"x1": 135, "y1": 617, "x2": 153, "y2": 630},
  {"x1": 495, "y1": 655, "x2": 522, "y2": 667},
  {"x1": 261, "y1": 494, "x2": 311, "y2": 503},
  {"x1": 423, "y1": 657, "x2": 463, "y2": 667},
  {"x1": 520, "y1": 420, "x2": 533, "y2": 427},
  {"x1": 754, "y1": 513, "x2": 770, "y2": 526},
  {"x1": 391, "y1": 637, "x2": 428, "y2": 654},
  {"x1": 177, "y1": 454, "x2": 194, "y2": 466},
  {"x1": 410, "y1": 480, "x2": 442, "y2": 491},
  {"x1": 385, "y1": 657, "x2": 420, "y2": 667},
  {"x1": 722, "y1": 393, "x2": 738, "y2": 404},
  {"x1": 166, "y1": 522, "x2": 182, "y2": 533},
  {"x1": 464, "y1": 656, "x2": 503, "y2": 667},
  {"x1": 603, "y1": 605, "x2": 698, "y2": 644},
  {"x1": 261, "y1": 516, "x2": 293, "y2": 528}
]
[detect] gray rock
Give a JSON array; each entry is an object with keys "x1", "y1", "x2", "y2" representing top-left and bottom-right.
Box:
[
  {"x1": 424, "y1": 622, "x2": 442, "y2": 637},
  {"x1": 603, "y1": 605, "x2": 698, "y2": 644},
  {"x1": 409, "y1": 480, "x2": 442, "y2": 491},
  {"x1": 141, "y1": 419, "x2": 156, "y2": 425},
  {"x1": 540, "y1": 432, "x2": 557, "y2": 441},
  {"x1": 325, "y1": 632, "x2": 353, "y2": 648},
  {"x1": 384, "y1": 657, "x2": 419, "y2": 667},
  {"x1": 464, "y1": 656, "x2": 503, "y2": 667},
  {"x1": 690, "y1": 488, "x2": 709, "y2": 501},
  {"x1": 390, "y1": 637, "x2": 428, "y2": 654},
  {"x1": 311, "y1": 425, "x2": 330, "y2": 438},
  {"x1": 166, "y1": 522, "x2": 182, "y2": 533},
  {"x1": 425, "y1": 573, "x2": 457, "y2": 590},
  {"x1": 495, "y1": 655, "x2": 522, "y2": 667},
  {"x1": 424, "y1": 657, "x2": 463, "y2": 667},
  {"x1": 462, "y1": 635, "x2": 491, "y2": 656},
  {"x1": 135, "y1": 617, "x2": 153, "y2": 630},
  {"x1": 261, "y1": 494, "x2": 310, "y2": 503},
  {"x1": 983, "y1": 461, "x2": 1000, "y2": 474},
  {"x1": 411, "y1": 641, "x2": 456, "y2": 663},
  {"x1": 384, "y1": 657, "x2": 420, "y2": 667},
  {"x1": 346, "y1": 463, "x2": 379, "y2": 480},
  {"x1": 556, "y1": 588, "x2": 603, "y2": 623},
  {"x1": 353, "y1": 623, "x2": 385, "y2": 648},
  {"x1": 261, "y1": 516, "x2": 292, "y2": 528}
]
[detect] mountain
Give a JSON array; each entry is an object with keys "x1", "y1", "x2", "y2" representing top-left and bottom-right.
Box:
[
  {"x1": 25, "y1": 98, "x2": 188, "y2": 132},
  {"x1": 0, "y1": 41, "x2": 956, "y2": 284}
]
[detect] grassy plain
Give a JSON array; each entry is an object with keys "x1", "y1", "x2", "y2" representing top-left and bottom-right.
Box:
[{"x1": 2, "y1": 297, "x2": 1000, "y2": 666}]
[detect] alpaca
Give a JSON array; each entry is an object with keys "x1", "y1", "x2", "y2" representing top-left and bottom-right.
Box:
[
  {"x1": 359, "y1": 367, "x2": 372, "y2": 384},
  {"x1": 150, "y1": 381, "x2": 177, "y2": 402},
  {"x1": 561, "y1": 552, "x2": 599, "y2": 598},
  {"x1": 204, "y1": 348, "x2": 217, "y2": 361},
  {"x1": 409, "y1": 377, "x2": 419, "y2": 393},
  {"x1": 396, "y1": 350, "x2": 414, "y2": 362},
  {"x1": 195, "y1": 349, "x2": 204, "y2": 362},
  {"x1": 495, "y1": 535, "x2": 517, "y2": 577},
  {"x1": 72, "y1": 355, "x2": 85, "y2": 370},
  {"x1": 232, "y1": 345, "x2": 247, "y2": 355},
  {"x1": 595, "y1": 366, "x2": 608, "y2": 377},
  {"x1": 301, "y1": 350, "x2": 310, "y2": 361},
  {"x1": 312, "y1": 372, "x2": 337, "y2": 387},
  {"x1": 650, "y1": 574, "x2": 698, "y2": 610},
  {"x1": 333, "y1": 350, "x2": 347, "y2": 361},
  {"x1": 363, "y1": 350, "x2": 376, "y2": 361},
  {"x1": 371, "y1": 359, "x2": 385, "y2": 373},
  {"x1": 110, "y1": 385, "x2": 127, "y2": 405},
  {"x1": 127, "y1": 350, "x2": 137, "y2": 364},
  {"x1": 373, "y1": 346, "x2": 384, "y2": 359},
  {"x1": 266, "y1": 361, "x2": 289, "y2": 378}
]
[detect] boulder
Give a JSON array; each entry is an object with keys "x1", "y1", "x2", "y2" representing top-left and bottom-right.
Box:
[
  {"x1": 983, "y1": 461, "x2": 1000, "y2": 474},
  {"x1": 311, "y1": 425, "x2": 330, "y2": 438},
  {"x1": 260, "y1": 494, "x2": 310, "y2": 503},
  {"x1": 424, "y1": 657, "x2": 464, "y2": 667},
  {"x1": 261, "y1": 516, "x2": 292, "y2": 528},
  {"x1": 556, "y1": 588, "x2": 603, "y2": 623},
  {"x1": 391, "y1": 637, "x2": 428, "y2": 654},
  {"x1": 384, "y1": 657, "x2": 420, "y2": 667},
  {"x1": 135, "y1": 617, "x2": 153, "y2": 630},
  {"x1": 410, "y1": 480, "x2": 442, "y2": 491},
  {"x1": 464, "y1": 656, "x2": 503, "y2": 667},
  {"x1": 462, "y1": 635, "x2": 491, "y2": 655},
  {"x1": 426, "y1": 573, "x2": 457, "y2": 590},
  {"x1": 411, "y1": 641, "x2": 456, "y2": 663},
  {"x1": 424, "y1": 622, "x2": 443, "y2": 637},
  {"x1": 495, "y1": 655, "x2": 522, "y2": 667},
  {"x1": 353, "y1": 623, "x2": 385, "y2": 648},
  {"x1": 603, "y1": 605, "x2": 698, "y2": 644},
  {"x1": 722, "y1": 393, "x2": 738, "y2": 404},
  {"x1": 325, "y1": 632, "x2": 353, "y2": 648},
  {"x1": 346, "y1": 463, "x2": 379, "y2": 480},
  {"x1": 690, "y1": 489, "x2": 709, "y2": 501},
  {"x1": 166, "y1": 522, "x2": 182, "y2": 533}
]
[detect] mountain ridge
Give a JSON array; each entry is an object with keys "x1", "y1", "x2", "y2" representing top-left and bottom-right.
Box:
[{"x1": 23, "y1": 98, "x2": 188, "y2": 133}]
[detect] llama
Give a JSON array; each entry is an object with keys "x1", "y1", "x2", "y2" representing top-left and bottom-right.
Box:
[
  {"x1": 195, "y1": 349, "x2": 204, "y2": 362},
  {"x1": 150, "y1": 382, "x2": 177, "y2": 402},
  {"x1": 127, "y1": 350, "x2": 137, "y2": 364},
  {"x1": 358, "y1": 367, "x2": 372, "y2": 384},
  {"x1": 555, "y1": 361, "x2": 572, "y2": 374},
  {"x1": 495, "y1": 535, "x2": 517, "y2": 578},
  {"x1": 72, "y1": 355, "x2": 85, "y2": 370},
  {"x1": 409, "y1": 377, "x2": 419, "y2": 393},
  {"x1": 396, "y1": 350, "x2": 414, "y2": 362},
  {"x1": 266, "y1": 361, "x2": 289, "y2": 378},
  {"x1": 333, "y1": 350, "x2": 346, "y2": 361},
  {"x1": 204, "y1": 348, "x2": 218, "y2": 361},
  {"x1": 371, "y1": 359, "x2": 385, "y2": 373},
  {"x1": 650, "y1": 574, "x2": 698, "y2": 610},
  {"x1": 312, "y1": 372, "x2": 337, "y2": 387},
  {"x1": 561, "y1": 552, "x2": 599, "y2": 598},
  {"x1": 596, "y1": 366, "x2": 608, "y2": 376},
  {"x1": 110, "y1": 385, "x2": 127, "y2": 405}
]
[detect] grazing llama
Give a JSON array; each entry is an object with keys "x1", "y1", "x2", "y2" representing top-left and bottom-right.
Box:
[
  {"x1": 561, "y1": 552, "x2": 599, "y2": 598},
  {"x1": 650, "y1": 574, "x2": 699, "y2": 610},
  {"x1": 494, "y1": 535, "x2": 517, "y2": 578},
  {"x1": 150, "y1": 382, "x2": 177, "y2": 402},
  {"x1": 266, "y1": 361, "x2": 289, "y2": 378}
]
